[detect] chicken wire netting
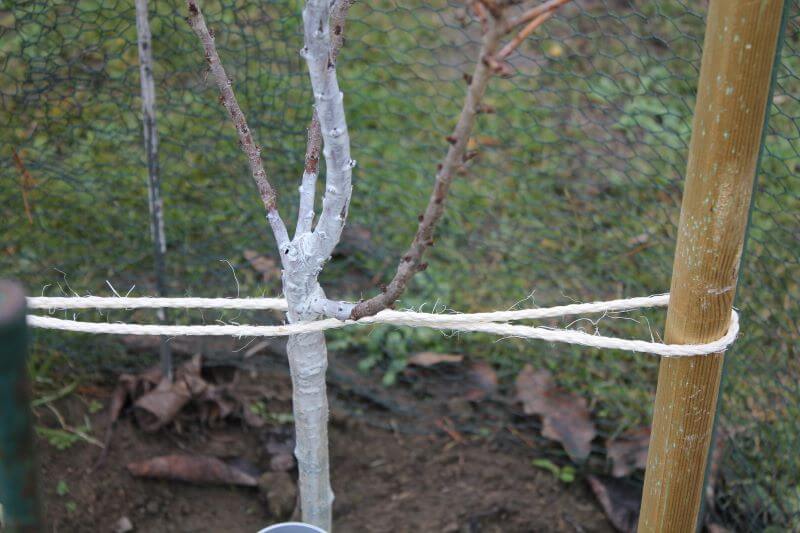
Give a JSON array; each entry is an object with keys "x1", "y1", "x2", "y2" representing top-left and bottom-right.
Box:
[{"x1": 1, "y1": 0, "x2": 798, "y2": 529}]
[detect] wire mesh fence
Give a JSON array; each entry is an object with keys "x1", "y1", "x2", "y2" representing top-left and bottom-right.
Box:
[{"x1": 1, "y1": 0, "x2": 798, "y2": 529}]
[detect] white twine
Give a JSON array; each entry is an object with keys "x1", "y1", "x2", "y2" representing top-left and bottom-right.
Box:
[{"x1": 25, "y1": 294, "x2": 739, "y2": 357}]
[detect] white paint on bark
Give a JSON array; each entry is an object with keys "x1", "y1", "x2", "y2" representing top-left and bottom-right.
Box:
[{"x1": 278, "y1": 1, "x2": 356, "y2": 529}]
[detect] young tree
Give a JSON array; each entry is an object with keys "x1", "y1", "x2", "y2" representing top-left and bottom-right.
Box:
[{"x1": 186, "y1": 0, "x2": 569, "y2": 529}]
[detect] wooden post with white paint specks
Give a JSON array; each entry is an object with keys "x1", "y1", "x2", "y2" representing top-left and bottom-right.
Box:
[{"x1": 638, "y1": 1, "x2": 786, "y2": 531}]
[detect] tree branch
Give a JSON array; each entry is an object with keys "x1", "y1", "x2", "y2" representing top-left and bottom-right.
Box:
[
  {"x1": 303, "y1": 0, "x2": 356, "y2": 260},
  {"x1": 505, "y1": 0, "x2": 570, "y2": 31},
  {"x1": 497, "y1": 7, "x2": 558, "y2": 60},
  {"x1": 296, "y1": 113, "x2": 322, "y2": 236},
  {"x1": 295, "y1": 0, "x2": 354, "y2": 238},
  {"x1": 349, "y1": 0, "x2": 570, "y2": 320},
  {"x1": 186, "y1": 0, "x2": 289, "y2": 246}
]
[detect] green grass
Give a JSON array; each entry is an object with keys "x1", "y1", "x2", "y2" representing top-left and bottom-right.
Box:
[{"x1": 1, "y1": 0, "x2": 798, "y2": 528}]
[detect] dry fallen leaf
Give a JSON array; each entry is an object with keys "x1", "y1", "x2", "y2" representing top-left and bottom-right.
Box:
[
  {"x1": 463, "y1": 360, "x2": 499, "y2": 401},
  {"x1": 127, "y1": 454, "x2": 259, "y2": 486},
  {"x1": 587, "y1": 475, "x2": 641, "y2": 533},
  {"x1": 515, "y1": 364, "x2": 597, "y2": 462},
  {"x1": 133, "y1": 355, "x2": 206, "y2": 431},
  {"x1": 407, "y1": 352, "x2": 463, "y2": 367},
  {"x1": 258, "y1": 471, "x2": 298, "y2": 519},
  {"x1": 606, "y1": 427, "x2": 650, "y2": 477},
  {"x1": 110, "y1": 355, "x2": 250, "y2": 433},
  {"x1": 263, "y1": 425, "x2": 296, "y2": 472},
  {"x1": 515, "y1": 364, "x2": 553, "y2": 416}
]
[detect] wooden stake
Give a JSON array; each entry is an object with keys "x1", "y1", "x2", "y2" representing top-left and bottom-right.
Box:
[{"x1": 639, "y1": 1, "x2": 786, "y2": 531}]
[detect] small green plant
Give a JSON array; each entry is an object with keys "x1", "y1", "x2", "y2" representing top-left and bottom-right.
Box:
[
  {"x1": 532, "y1": 458, "x2": 576, "y2": 484},
  {"x1": 249, "y1": 401, "x2": 294, "y2": 424},
  {"x1": 37, "y1": 427, "x2": 83, "y2": 451},
  {"x1": 87, "y1": 399, "x2": 103, "y2": 414},
  {"x1": 56, "y1": 480, "x2": 69, "y2": 497}
]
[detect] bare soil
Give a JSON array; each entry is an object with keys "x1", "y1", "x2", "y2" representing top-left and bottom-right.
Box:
[{"x1": 37, "y1": 342, "x2": 613, "y2": 533}]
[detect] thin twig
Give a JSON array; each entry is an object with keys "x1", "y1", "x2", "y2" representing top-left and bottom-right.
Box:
[
  {"x1": 504, "y1": 0, "x2": 570, "y2": 31},
  {"x1": 43, "y1": 403, "x2": 105, "y2": 449},
  {"x1": 11, "y1": 147, "x2": 35, "y2": 224},
  {"x1": 497, "y1": 9, "x2": 555, "y2": 60},
  {"x1": 186, "y1": 0, "x2": 289, "y2": 245}
]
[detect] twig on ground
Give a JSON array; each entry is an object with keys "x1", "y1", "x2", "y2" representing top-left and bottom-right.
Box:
[{"x1": 43, "y1": 403, "x2": 104, "y2": 448}]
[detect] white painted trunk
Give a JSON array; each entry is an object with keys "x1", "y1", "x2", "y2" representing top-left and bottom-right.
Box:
[{"x1": 286, "y1": 331, "x2": 333, "y2": 529}]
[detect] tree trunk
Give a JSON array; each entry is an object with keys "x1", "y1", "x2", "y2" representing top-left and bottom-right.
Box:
[{"x1": 287, "y1": 331, "x2": 333, "y2": 530}]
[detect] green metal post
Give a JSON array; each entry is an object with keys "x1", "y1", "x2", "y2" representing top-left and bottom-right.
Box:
[{"x1": 0, "y1": 281, "x2": 42, "y2": 532}]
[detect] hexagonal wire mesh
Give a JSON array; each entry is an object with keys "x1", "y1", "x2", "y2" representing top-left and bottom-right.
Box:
[{"x1": 1, "y1": 0, "x2": 798, "y2": 529}]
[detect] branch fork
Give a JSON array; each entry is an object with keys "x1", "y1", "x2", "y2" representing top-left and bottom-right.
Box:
[{"x1": 185, "y1": 0, "x2": 566, "y2": 527}]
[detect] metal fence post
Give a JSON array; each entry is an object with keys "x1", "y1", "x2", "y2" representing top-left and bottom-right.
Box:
[
  {"x1": 0, "y1": 281, "x2": 42, "y2": 532},
  {"x1": 638, "y1": 1, "x2": 788, "y2": 531},
  {"x1": 135, "y1": 0, "x2": 172, "y2": 380}
]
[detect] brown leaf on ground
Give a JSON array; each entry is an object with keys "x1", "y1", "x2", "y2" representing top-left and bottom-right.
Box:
[
  {"x1": 127, "y1": 454, "x2": 259, "y2": 486},
  {"x1": 243, "y1": 249, "x2": 279, "y2": 281},
  {"x1": 110, "y1": 355, "x2": 255, "y2": 432},
  {"x1": 258, "y1": 471, "x2": 298, "y2": 519},
  {"x1": 515, "y1": 365, "x2": 597, "y2": 462},
  {"x1": 134, "y1": 377, "x2": 193, "y2": 431},
  {"x1": 606, "y1": 427, "x2": 650, "y2": 477},
  {"x1": 541, "y1": 407, "x2": 596, "y2": 463},
  {"x1": 262, "y1": 426, "x2": 296, "y2": 472},
  {"x1": 587, "y1": 475, "x2": 641, "y2": 533},
  {"x1": 514, "y1": 364, "x2": 552, "y2": 416},
  {"x1": 463, "y1": 360, "x2": 498, "y2": 401},
  {"x1": 408, "y1": 352, "x2": 463, "y2": 367},
  {"x1": 133, "y1": 355, "x2": 205, "y2": 431}
]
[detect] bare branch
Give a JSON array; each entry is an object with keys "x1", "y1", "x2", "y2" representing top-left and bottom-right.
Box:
[
  {"x1": 296, "y1": 113, "x2": 322, "y2": 236},
  {"x1": 185, "y1": 0, "x2": 289, "y2": 246},
  {"x1": 295, "y1": 0, "x2": 354, "y2": 238},
  {"x1": 349, "y1": 0, "x2": 570, "y2": 320},
  {"x1": 505, "y1": 0, "x2": 570, "y2": 31},
  {"x1": 497, "y1": 8, "x2": 557, "y2": 60},
  {"x1": 303, "y1": 0, "x2": 356, "y2": 260}
]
